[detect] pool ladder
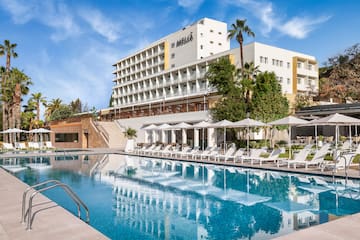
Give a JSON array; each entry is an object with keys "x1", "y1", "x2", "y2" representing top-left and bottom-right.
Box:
[{"x1": 21, "y1": 179, "x2": 90, "y2": 230}]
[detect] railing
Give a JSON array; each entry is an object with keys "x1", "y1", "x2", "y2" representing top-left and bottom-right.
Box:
[
  {"x1": 92, "y1": 120, "x2": 110, "y2": 144},
  {"x1": 22, "y1": 180, "x2": 89, "y2": 230}
]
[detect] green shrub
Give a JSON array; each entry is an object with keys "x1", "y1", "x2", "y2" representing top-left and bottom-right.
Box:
[{"x1": 353, "y1": 154, "x2": 360, "y2": 163}]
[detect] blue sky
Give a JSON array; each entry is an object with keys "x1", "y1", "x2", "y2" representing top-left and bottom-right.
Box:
[{"x1": 0, "y1": 0, "x2": 359, "y2": 111}]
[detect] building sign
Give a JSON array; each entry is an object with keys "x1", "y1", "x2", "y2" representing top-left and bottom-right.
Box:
[{"x1": 176, "y1": 32, "x2": 193, "y2": 47}]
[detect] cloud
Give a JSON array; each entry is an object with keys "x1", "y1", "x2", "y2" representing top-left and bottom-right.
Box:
[
  {"x1": 78, "y1": 8, "x2": 121, "y2": 42},
  {"x1": 279, "y1": 16, "x2": 331, "y2": 39},
  {"x1": 226, "y1": 0, "x2": 331, "y2": 39},
  {"x1": 177, "y1": 0, "x2": 204, "y2": 13},
  {"x1": 0, "y1": 0, "x2": 80, "y2": 41}
]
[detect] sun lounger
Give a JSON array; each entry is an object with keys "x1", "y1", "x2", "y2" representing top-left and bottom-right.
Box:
[
  {"x1": 2, "y1": 142, "x2": 15, "y2": 151},
  {"x1": 276, "y1": 147, "x2": 311, "y2": 168},
  {"x1": 321, "y1": 151, "x2": 354, "y2": 172},
  {"x1": 227, "y1": 149, "x2": 245, "y2": 163},
  {"x1": 240, "y1": 148, "x2": 266, "y2": 164},
  {"x1": 201, "y1": 147, "x2": 220, "y2": 160},
  {"x1": 288, "y1": 143, "x2": 331, "y2": 169},
  {"x1": 215, "y1": 146, "x2": 237, "y2": 162},
  {"x1": 251, "y1": 148, "x2": 282, "y2": 166}
]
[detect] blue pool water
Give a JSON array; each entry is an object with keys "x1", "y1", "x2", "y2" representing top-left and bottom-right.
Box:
[{"x1": 3, "y1": 154, "x2": 360, "y2": 240}]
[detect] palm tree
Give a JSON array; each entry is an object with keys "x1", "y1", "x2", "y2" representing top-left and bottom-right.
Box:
[
  {"x1": 0, "y1": 40, "x2": 18, "y2": 136},
  {"x1": 240, "y1": 62, "x2": 260, "y2": 111},
  {"x1": 30, "y1": 92, "x2": 47, "y2": 121},
  {"x1": 227, "y1": 19, "x2": 255, "y2": 70},
  {"x1": 45, "y1": 98, "x2": 62, "y2": 121},
  {"x1": 0, "y1": 40, "x2": 18, "y2": 72}
]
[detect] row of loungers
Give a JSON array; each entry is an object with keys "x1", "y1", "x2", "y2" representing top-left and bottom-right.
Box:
[
  {"x1": 135, "y1": 143, "x2": 359, "y2": 172},
  {"x1": 1, "y1": 141, "x2": 55, "y2": 151}
]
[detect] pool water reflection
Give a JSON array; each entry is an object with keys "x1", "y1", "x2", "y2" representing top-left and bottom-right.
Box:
[{"x1": 7, "y1": 154, "x2": 360, "y2": 240}]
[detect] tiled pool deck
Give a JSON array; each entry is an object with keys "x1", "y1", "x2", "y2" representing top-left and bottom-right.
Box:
[{"x1": 0, "y1": 148, "x2": 359, "y2": 239}]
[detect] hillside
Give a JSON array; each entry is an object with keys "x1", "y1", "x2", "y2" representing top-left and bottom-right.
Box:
[{"x1": 319, "y1": 43, "x2": 360, "y2": 102}]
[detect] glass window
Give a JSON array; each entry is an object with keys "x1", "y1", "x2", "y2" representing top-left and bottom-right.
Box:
[
  {"x1": 55, "y1": 133, "x2": 79, "y2": 143},
  {"x1": 287, "y1": 78, "x2": 290, "y2": 84},
  {"x1": 260, "y1": 56, "x2": 263, "y2": 63},
  {"x1": 287, "y1": 62, "x2": 290, "y2": 68},
  {"x1": 171, "y1": 43, "x2": 175, "y2": 48},
  {"x1": 200, "y1": 45, "x2": 203, "y2": 49},
  {"x1": 280, "y1": 61, "x2": 283, "y2": 67},
  {"x1": 272, "y1": 59, "x2": 275, "y2": 65},
  {"x1": 297, "y1": 62, "x2": 301, "y2": 68},
  {"x1": 264, "y1": 57, "x2": 268, "y2": 64},
  {"x1": 297, "y1": 78, "x2": 302, "y2": 84},
  {"x1": 171, "y1": 53, "x2": 175, "y2": 59}
]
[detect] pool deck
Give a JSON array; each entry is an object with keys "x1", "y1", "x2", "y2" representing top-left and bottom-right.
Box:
[
  {"x1": 1, "y1": 147, "x2": 360, "y2": 239},
  {"x1": 0, "y1": 167, "x2": 108, "y2": 240}
]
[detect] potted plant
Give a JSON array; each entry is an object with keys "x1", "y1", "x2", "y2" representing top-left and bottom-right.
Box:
[
  {"x1": 318, "y1": 135, "x2": 324, "y2": 147},
  {"x1": 123, "y1": 127, "x2": 137, "y2": 152}
]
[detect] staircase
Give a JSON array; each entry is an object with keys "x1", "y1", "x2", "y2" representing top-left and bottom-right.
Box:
[{"x1": 95, "y1": 121, "x2": 126, "y2": 149}]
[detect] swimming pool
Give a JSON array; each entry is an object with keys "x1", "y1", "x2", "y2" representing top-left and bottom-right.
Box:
[{"x1": 5, "y1": 154, "x2": 360, "y2": 240}]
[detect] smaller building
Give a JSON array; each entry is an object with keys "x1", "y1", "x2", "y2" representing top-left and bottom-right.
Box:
[{"x1": 49, "y1": 114, "x2": 107, "y2": 149}]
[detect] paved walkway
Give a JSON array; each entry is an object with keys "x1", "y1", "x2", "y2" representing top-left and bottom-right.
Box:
[{"x1": 0, "y1": 168, "x2": 108, "y2": 240}]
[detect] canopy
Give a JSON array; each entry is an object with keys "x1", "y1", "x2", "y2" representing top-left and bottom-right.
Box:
[
  {"x1": 157, "y1": 123, "x2": 172, "y2": 130},
  {"x1": 29, "y1": 128, "x2": 52, "y2": 133},
  {"x1": 268, "y1": 116, "x2": 308, "y2": 126},
  {"x1": 1, "y1": 128, "x2": 28, "y2": 133},
  {"x1": 210, "y1": 120, "x2": 234, "y2": 151},
  {"x1": 142, "y1": 124, "x2": 158, "y2": 130},
  {"x1": 169, "y1": 122, "x2": 192, "y2": 129},
  {"x1": 232, "y1": 118, "x2": 267, "y2": 128},
  {"x1": 268, "y1": 116, "x2": 309, "y2": 159},
  {"x1": 193, "y1": 121, "x2": 212, "y2": 129},
  {"x1": 309, "y1": 113, "x2": 360, "y2": 125},
  {"x1": 232, "y1": 118, "x2": 268, "y2": 154}
]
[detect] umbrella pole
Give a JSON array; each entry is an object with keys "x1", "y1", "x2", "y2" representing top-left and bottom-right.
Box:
[
  {"x1": 289, "y1": 126, "x2": 292, "y2": 160},
  {"x1": 223, "y1": 127, "x2": 226, "y2": 152},
  {"x1": 202, "y1": 128, "x2": 205, "y2": 151},
  {"x1": 315, "y1": 125, "x2": 318, "y2": 150},
  {"x1": 247, "y1": 126, "x2": 250, "y2": 155},
  {"x1": 349, "y1": 124, "x2": 352, "y2": 151}
]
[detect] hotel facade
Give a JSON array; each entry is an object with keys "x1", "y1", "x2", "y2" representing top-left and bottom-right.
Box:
[{"x1": 101, "y1": 18, "x2": 318, "y2": 144}]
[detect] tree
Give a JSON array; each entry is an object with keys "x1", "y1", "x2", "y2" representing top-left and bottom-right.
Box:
[
  {"x1": 49, "y1": 104, "x2": 73, "y2": 121},
  {"x1": 123, "y1": 127, "x2": 137, "y2": 139},
  {"x1": 0, "y1": 40, "x2": 18, "y2": 132},
  {"x1": 30, "y1": 92, "x2": 47, "y2": 121},
  {"x1": 70, "y1": 98, "x2": 82, "y2": 113},
  {"x1": 240, "y1": 62, "x2": 260, "y2": 110},
  {"x1": 211, "y1": 88, "x2": 247, "y2": 121},
  {"x1": 227, "y1": 19, "x2": 255, "y2": 70},
  {"x1": 251, "y1": 72, "x2": 289, "y2": 122},
  {"x1": 45, "y1": 98, "x2": 62, "y2": 121},
  {"x1": 206, "y1": 57, "x2": 237, "y2": 95}
]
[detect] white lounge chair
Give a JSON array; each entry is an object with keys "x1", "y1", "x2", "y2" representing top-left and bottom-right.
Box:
[
  {"x1": 276, "y1": 148, "x2": 311, "y2": 168},
  {"x1": 2, "y1": 142, "x2": 14, "y2": 151},
  {"x1": 240, "y1": 148, "x2": 266, "y2": 164},
  {"x1": 288, "y1": 143, "x2": 331, "y2": 169},
  {"x1": 251, "y1": 148, "x2": 282, "y2": 166},
  {"x1": 215, "y1": 146, "x2": 237, "y2": 162}
]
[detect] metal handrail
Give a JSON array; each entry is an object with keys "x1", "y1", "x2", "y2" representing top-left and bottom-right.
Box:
[{"x1": 22, "y1": 180, "x2": 89, "y2": 230}]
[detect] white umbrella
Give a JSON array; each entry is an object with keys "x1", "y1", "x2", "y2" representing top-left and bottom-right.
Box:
[
  {"x1": 268, "y1": 116, "x2": 309, "y2": 159},
  {"x1": 157, "y1": 124, "x2": 172, "y2": 143},
  {"x1": 29, "y1": 128, "x2": 52, "y2": 146},
  {"x1": 309, "y1": 113, "x2": 360, "y2": 151},
  {"x1": 1, "y1": 128, "x2": 28, "y2": 144},
  {"x1": 193, "y1": 121, "x2": 212, "y2": 150},
  {"x1": 233, "y1": 118, "x2": 268, "y2": 154},
  {"x1": 210, "y1": 120, "x2": 234, "y2": 151},
  {"x1": 168, "y1": 122, "x2": 192, "y2": 145},
  {"x1": 142, "y1": 124, "x2": 158, "y2": 143}
]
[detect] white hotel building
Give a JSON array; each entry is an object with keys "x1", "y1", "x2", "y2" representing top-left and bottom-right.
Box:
[{"x1": 102, "y1": 18, "x2": 318, "y2": 144}]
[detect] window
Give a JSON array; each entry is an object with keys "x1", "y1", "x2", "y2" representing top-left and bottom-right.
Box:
[
  {"x1": 171, "y1": 53, "x2": 175, "y2": 59},
  {"x1": 280, "y1": 61, "x2": 283, "y2": 67},
  {"x1": 260, "y1": 56, "x2": 263, "y2": 63},
  {"x1": 218, "y1": 32, "x2": 222, "y2": 35},
  {"x1": 210, "y1": 41, "x2": 214, "y2": 44},
  {"x1": 171, "y1": 43, "x2": 175, "y2": 48},
  {"x1": 280, "y1": 77, "x2": 283, "y2": 82},
  {"x1": 200, "y1": 45, "x2": 203, "y2": 50},
  {"x1": 55, "y1": 133, "x2": 79, "y2": 143},
  {"x1": 308, "y1": 64, "x2": 312, "y2": 70},
  {"x1": 272, "y1": 59, "x2": 275, "y2": 65},
  {"x1": 210, "y1": 29, "x2": 214, "y2": 32},
  {"x1": 287, "y1": 62, "x2": 290, "y2": 68},
  {"x1": 297, "y1": 62, "x2": 301, "y2": 68},
  {"x1": 200, "y1": 32, "x2": 203, "y2": 37},
  {"x1": 210, "y1": 52, "x2": 214, "y2": 55},
  {"x1": 287, "y1": 78, "x2": 290, "y2": 84},
  {"x1": 297, "y1": 78, "x2": 302, "y2": 84},
  {"x1": 171, "y1": 64, "x2": 175, "y2": 68},
  {"x1": 264, "y1": 57, "x2": 268, "y2": 64},
  {"x1": 218, "y1": 43, "x2": 222, "y2": 46}
]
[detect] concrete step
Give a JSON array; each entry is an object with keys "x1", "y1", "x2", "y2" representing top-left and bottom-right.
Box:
[{"x1": 96, "y1": 121, "x2": 126, "y2": 149}]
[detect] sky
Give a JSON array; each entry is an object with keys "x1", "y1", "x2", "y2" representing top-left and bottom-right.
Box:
[{"x1": 0, "y1": 0, "x2": 359, "y2": 112}]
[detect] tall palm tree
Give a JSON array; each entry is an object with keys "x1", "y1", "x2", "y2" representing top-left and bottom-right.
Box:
[
  {"x1": 45, "y1": 98, "x2": 62, "y2": 121},
  {"x1": 30, "y1": 92, "x2": 47, "y2": 121},
  {"x1": 240, "y1": 62, "x2": 260, "y2": 106},
  {"x1": 0, "y1": 40, "x2": 18, "y2": 72},
  {"x1": 227, "y1": 19, "x2": 255, "y2": 70},
  {"x1": 0, "y1": 40, "x2": 18, "y2": 137}
]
